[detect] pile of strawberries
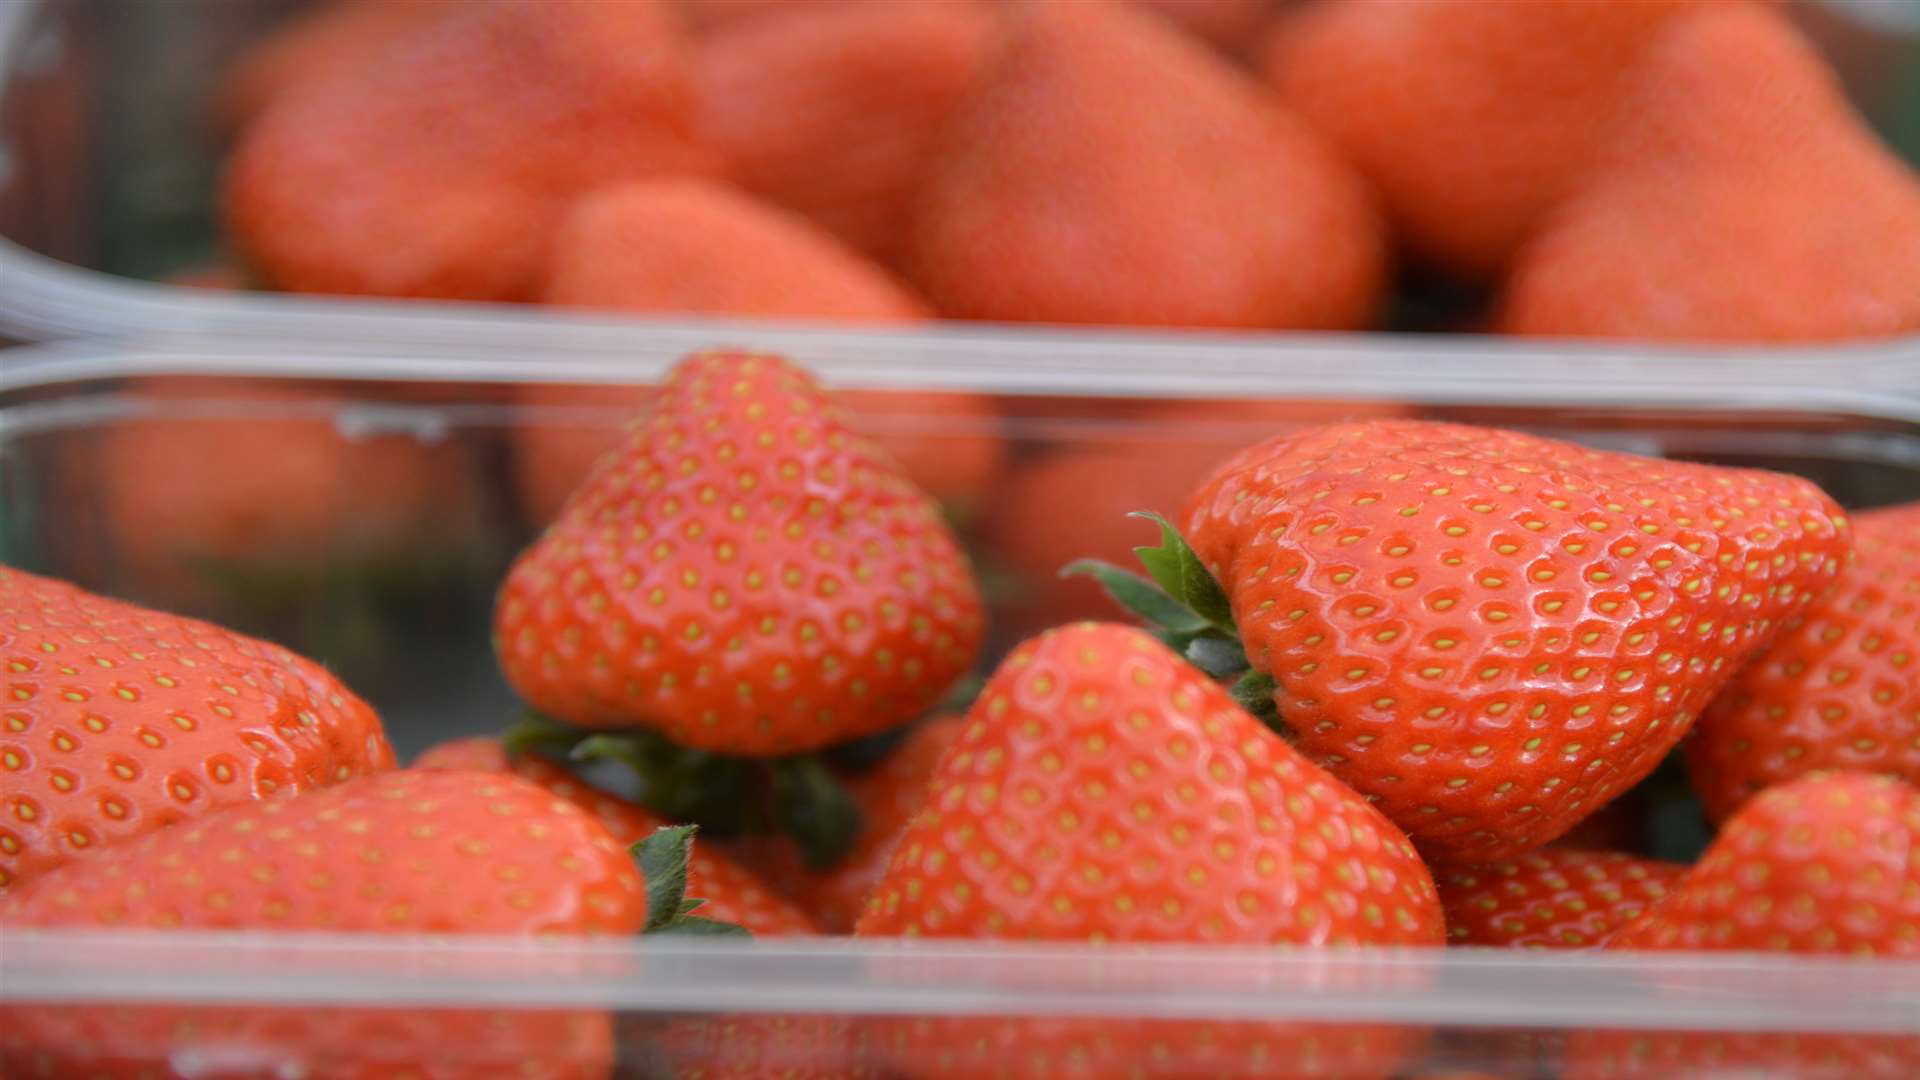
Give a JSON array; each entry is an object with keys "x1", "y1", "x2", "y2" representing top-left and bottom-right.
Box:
[
  {"x1": 208, "y1": 0, "x2": 1919, "y2": 343},
  {"x1": 5, "y1": 344, "x2": 1920, "y2": 1078}
]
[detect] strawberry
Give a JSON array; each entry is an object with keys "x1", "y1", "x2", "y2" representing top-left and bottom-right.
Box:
[
  {"x1": 215, "y1": 0, "x2": 450, "y2": 131},
  {"x1": 694, "y1": 0, "x2": 996, "y2": 266},
  {"x1": 1434, "y1": 847, "x2": 1683, "y2": 949},
  {"x1": 1077, "y1": 418, "x2": 1852, "y2": 861},
  {"x1": 415, "y1": 734, "x2": 817, "y2": 935},
  {"x1": 730, "y1": 715, "x2": 965, "y2": 932},
  {"x1": 1608, "y1": 771, "x2": 1920, "y2": 954},
  {"x1": 1135, "y1": 0, "x2": 1273, "y2": 52},
  {"x1": 225, "y1": 0, "x2": 713, "y2": 300},
  {"x1": 0, "y1": 769, "x2": 742, "y2": 1079},
  {"x1": 1263, "y1": 0, "x2": 1711, "y2": 279},
  {"x1": 513, "y1": 386, "x2": 1002, "y2": 530},
  {"x1": 494, "y1": 348, "x2": 983, "y2": 758},
  {"x1": 1498, "y1": 4, "x2": 1920, "y2": 342},
  {"x1": 0, "y1": 566, "x2": 392, "y2": 892},
  {"x1": 853, "y1": 622, "x2": 1440, "y2": 1076},
  {"x1": 94, "y1": 377, "x2": 476, "y2": 613},
  {"x1": 540, "y1": 180, "x2": 929, "y2": 321},
  {"x1": 856, "y1": 622, "x2": 1440, "y2": 943},
  {"x1": 1563, "y1": 772, "x2": 1920, "y2": 1078},
  {"x1": 909, "y1": 0, "x2": 1384, "y2": 329},
  {"x1": 1687, "y1": 502, "x2": 1920, "y2": 822},
  {"x1": 986, "y1": 399, "x2": 1408, "y2": 639}
]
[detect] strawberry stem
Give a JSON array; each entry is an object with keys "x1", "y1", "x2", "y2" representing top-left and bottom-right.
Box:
[
  {"x1": 771, "y1": 755, "x2": 865, "y2": 870},
  {"x1": 633, "y1": 825, "x2": 750, "y2": 937},
  {"x1": 503, "y1": 712, "x2": 867, "y2": 868},
  {"x1": 1063, "y1": 513, "x2": 1283, "y2": 730}
]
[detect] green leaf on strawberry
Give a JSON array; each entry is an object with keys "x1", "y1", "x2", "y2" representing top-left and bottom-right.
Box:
[{"x1": 634, "y1": 825, "x2": 750, "y2": 938}]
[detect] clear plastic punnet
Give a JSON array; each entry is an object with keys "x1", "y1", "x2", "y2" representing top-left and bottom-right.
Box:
[{"x1": 2, "y1": 333, "x2": 1919, "y2": 1077}]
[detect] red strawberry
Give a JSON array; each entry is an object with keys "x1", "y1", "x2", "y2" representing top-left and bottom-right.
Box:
[
  {"x1": 1688, "y1": 502, "x2": 1920, "y2": 822},
  {"x1": 1565, "y1": 772, "x2": 1920, "y2": 1078},
  {"x1": 694, "y1": 0, "x2": 996, "y2": 266},
  {"x1": 731, "y1": 715, "x2": 964, "y2": 932},
  {"x1": 909, "y1": 0, "x2": 1385, "y2": 329},
  {"x1": 494, "y1": 349, "x2": 983, "y2": 757},
  {"x1": 0, "y1": 566, "x2": 393, "y2": 892},
  {"x1": 512, "y1": 385, "x2": 1004, "y2": 530},
  {"x1": 1609, "y1": 771, "x2": 1920, "y2": 954},
  {"x1": 854, "y1": 622, "x2": 1440, "y2": 1076},
  {"x1": 416, "y1": 735, "x2": 817, "y2": 935},
  {"x1": 215, "y1": 0, "x2": 450, "y2": 131},
  {"x1": 1080, "y1": 419, "x2": 1852, "y2": 861},
  {"x1": 1498, "y1": 4, "x2": 1920, "y2": 342},
  {"x1": 1434, "y1": 848, "x2": 1683, "y2": 949},
  {"x1": 857, "y1": 623, "x2": 1440, "y2": 943},
  {"x1": 0, "y1": 769, "x2": 739, "y2": 1079},
  {"x1": 225, "y1": 0, "x2": 713, "y2": 300},
  {"x1": 987, "y1": 398, "x2": 1410, "y2": 639},
  {"x1": 1136, "y1": 0, "x2": 1273, "y2": 52},
  {"x1": 94, "y1": 377, "x2": 475, "y2": 613},
  {"x1": 540, "y1": 180, "x2": 929, "y2": 321},
  {"x1": 1262, "y1": 0, "x2": 1712, "y2": 279}
]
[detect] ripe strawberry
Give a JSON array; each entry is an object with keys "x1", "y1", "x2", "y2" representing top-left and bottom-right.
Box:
[
  {"x1": 0, "y1": 566, "x2": 392, "y2": 892},
  {"x1": 494, "y1": 349, "x2": 983, "y2": 757},
  {"x1": 225, "y1": 0, "x2": 713, "y2": 300},
  {"x1": 215, "y1": 0, "x2": 450, "y2": 131},
  {"x1": 1564, "y1": 772, "x2": 1920, "y2": 1078},
  {"x1": 1136, "y1": 0, "x2": 1273, "y2": 51},
  {"x1": 416, "y1": 735, "x2": 817, "y2": 935},
  {"x1": 95, "y1": 377, "x2": 472, "y2": 612},
  {"x1": 1263, "y1": 0, "x2": 1709, "y2": 278},
  {"x1": 694, "y1": 0, "x2": 996, "y2": 266},
  {"x1": 729, "y1": 715, "x2": 964, "y2": 932},
  {"x1": 857, "y1": 623, "x2": 1441, "y2": 943},
  {"x1": 540, "y1": 180, "x2": 928, "y2": 321},
  {"x1": 1080, "y1": 418, "x2": 1852, "y2": 862},
  {"x1": 987, "y1": 399, "x2": 1408, "y2": 639},
  {"x1": 0, "y1": 769, "x2": 740, "y2": 1079},
  {"x1": 1499, "y1": 5, "x2": 1920, "y2": 342},
  {"x1": 513, "y1": 385, "x2": 1002, "y2": 534},
  {"x1": 1687, "y1": 502, "x2": 1920, "y2": 822},
  {"x1": 909, "y1": 0, "x2": 1384, "y2": 329},
  {"x1": 1609, "y1": 771, "x2": 1920, "y2": 954},
  {"x1": 854, "y1": 622, "x2": 1440, "y2": 1076},
  {"x1": 1434, "y1": 848, "x2": 1683, "y2": 949}
]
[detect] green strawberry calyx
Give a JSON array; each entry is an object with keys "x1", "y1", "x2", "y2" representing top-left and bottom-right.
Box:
[
  {"x1": 633, "y1": 825, "x2": 750, "y2": 938},
  {"x1": 1063, "y1": 512, "x2": 1281, "y2": 726},
  {"x1": 501, "y1": 712, "x2": 864, "y2": 872}
]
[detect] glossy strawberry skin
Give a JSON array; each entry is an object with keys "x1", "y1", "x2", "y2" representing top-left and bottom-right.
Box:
[
  {"x1": 854, "y1": 622, "x2": 1439, "y2": 1079},
  {"x1": 1434, "y1": 848, "x2": 1682, "y2": 949},
  {"x1": 857, "y1": 622, "x2": 1442, "y2": 945},
  {"x1": 0, "y1": 567, "x2": 393, "y2": 892},
  {"x1": 1182, "y1": 419, "x2": 1852, "y2": 861},
  {"x1": 0, "y1": 769, "x2": 638, "y2": 1079},
  {"x1": 0, "y1": 769, "x2": 642, "y2": 932},
  {"x1": 494, "y1": 349, "x2": 983, "y2": 756},
  {"x1": 1566, "y1": 772, "x2": 1920, "y2": 1079},
  {"x1": 415, "y1": 736, "x2": 816, "y2": 936},
  {"x1": 1609, "y1": 771, "x2": 1920, "y2": 955},
  {"x1": 1688, "y1": 502, "x2": 1920, "y2": 821}
]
